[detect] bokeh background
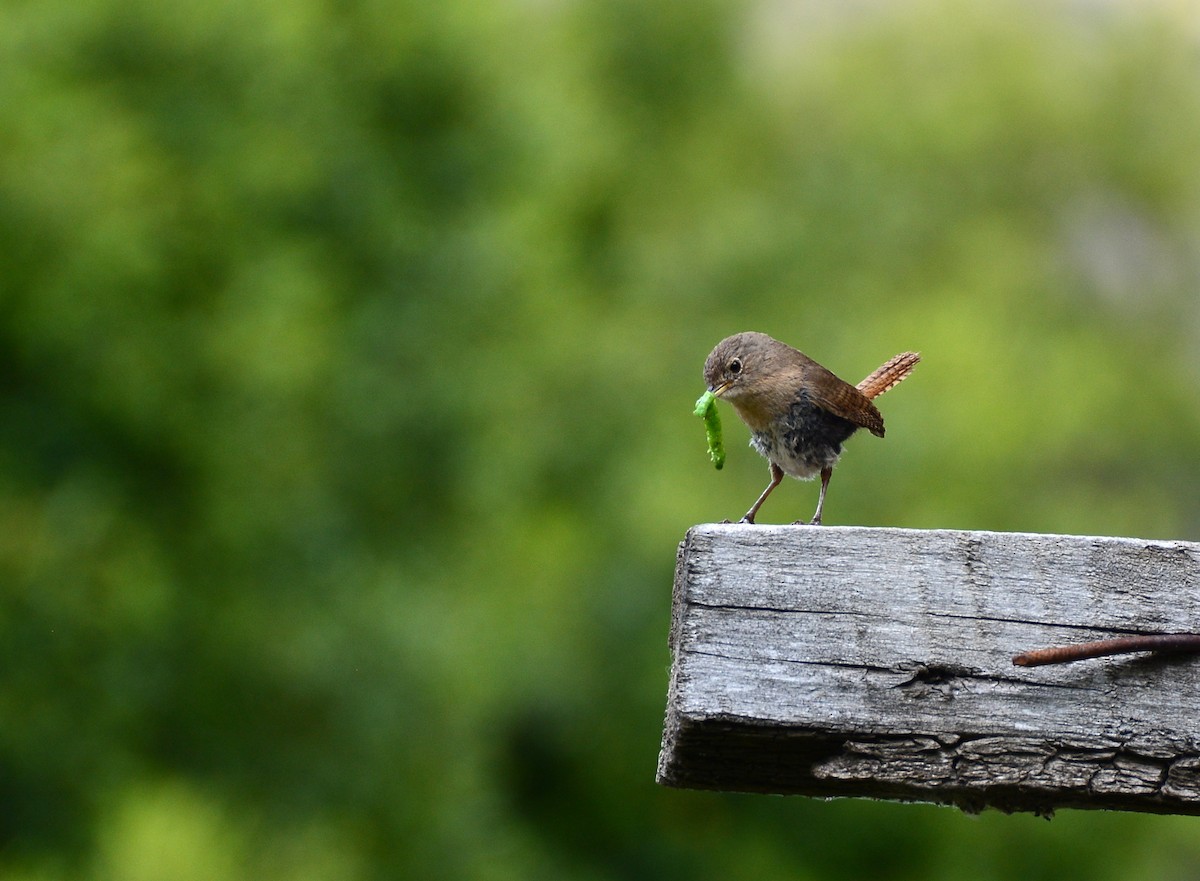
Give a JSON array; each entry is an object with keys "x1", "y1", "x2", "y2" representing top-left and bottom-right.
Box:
[{"x1": 4, "y1": 0, "x2": 1200, "y2": 878}]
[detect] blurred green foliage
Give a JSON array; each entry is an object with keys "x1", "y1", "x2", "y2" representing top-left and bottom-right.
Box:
[{"x1": 3, "y1": 0, "x2": 1200, "y2": 878}]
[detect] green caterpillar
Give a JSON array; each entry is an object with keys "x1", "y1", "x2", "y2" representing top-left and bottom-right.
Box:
[{"x1": 693, "y1": 391, "x2": 725, "y2": 470}]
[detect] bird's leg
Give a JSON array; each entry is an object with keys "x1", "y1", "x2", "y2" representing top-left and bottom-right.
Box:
[
  {"x1": 739, "y1": 462, "x2": 784, "y2": 524},
  {"x1": 809, "y1": 466, "x2": 834, "y2": 525}
]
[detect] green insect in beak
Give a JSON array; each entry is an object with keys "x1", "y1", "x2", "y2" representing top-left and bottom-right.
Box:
[{"x1": 694, "y1": 391, "x2": 725, "y2": 470}]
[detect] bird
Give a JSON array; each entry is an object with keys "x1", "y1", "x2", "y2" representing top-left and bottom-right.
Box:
[{"x1": 703, "y1": 332, "x2": 919, "y2": 525}]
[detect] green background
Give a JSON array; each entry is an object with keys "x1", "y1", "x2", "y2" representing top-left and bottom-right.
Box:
[{"x1": 4, "y1": 1, "x2": 1200, "y2": 878}]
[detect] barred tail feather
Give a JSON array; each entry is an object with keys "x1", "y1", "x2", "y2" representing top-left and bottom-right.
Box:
[{"x1": 857, "y1": 352, "x2": 920, "y2": 400}]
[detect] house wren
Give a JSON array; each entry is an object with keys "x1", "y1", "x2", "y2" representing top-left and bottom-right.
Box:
[{"x1": 703, "y1": 332, "x2": 919, "y2": 525}]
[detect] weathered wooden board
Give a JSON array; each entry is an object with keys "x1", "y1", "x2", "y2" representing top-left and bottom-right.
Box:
[{"x1": 657, "y1": 524, "x2": 1200, "y2": 815}]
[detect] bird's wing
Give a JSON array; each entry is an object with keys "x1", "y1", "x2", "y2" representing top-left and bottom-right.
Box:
[{"x1": 805, "y1": 365, "x2": 886, "y2": 437}]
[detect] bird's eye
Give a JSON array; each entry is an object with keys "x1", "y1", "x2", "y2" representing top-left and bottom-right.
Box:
[{"x1": 728, "y1": 358, "x2": 743, "y2": 375}]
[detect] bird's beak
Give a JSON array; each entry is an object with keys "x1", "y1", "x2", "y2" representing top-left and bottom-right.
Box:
[{"x1": 709, "y1": 381, "x2": 731, "y2": 398}]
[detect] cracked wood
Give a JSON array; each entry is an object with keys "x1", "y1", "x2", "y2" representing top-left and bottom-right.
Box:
[{"x1": 657, "y1": 524, "x2": 1200, "y2": 815}]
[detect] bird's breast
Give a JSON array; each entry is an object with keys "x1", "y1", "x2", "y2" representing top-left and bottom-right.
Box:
[{"x1": 727, "y1": 397, "x2": 776, "y2": 433}]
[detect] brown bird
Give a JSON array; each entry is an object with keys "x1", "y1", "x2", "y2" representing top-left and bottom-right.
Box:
[{"x1": 703, "y1": 332, "x2": 919, "y2": 525}]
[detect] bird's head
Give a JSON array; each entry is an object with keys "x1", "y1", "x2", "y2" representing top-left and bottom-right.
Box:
[{"x1": 703, "y1": 331, "x2": 782, "y2": 401}]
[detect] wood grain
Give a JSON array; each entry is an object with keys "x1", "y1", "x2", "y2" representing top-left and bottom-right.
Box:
[{"x1": 657, "y1": 524, "x2": 1200, "y2": 815}]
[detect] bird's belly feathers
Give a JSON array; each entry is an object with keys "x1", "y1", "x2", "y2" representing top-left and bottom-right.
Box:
[{"x1": 749, "y1": 397, "x2": 858, "y2": 481}]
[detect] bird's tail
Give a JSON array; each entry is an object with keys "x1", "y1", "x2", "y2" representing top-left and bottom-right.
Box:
[{"x1": 857, "y1": 352, "x2": 920, "y2": 400}]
